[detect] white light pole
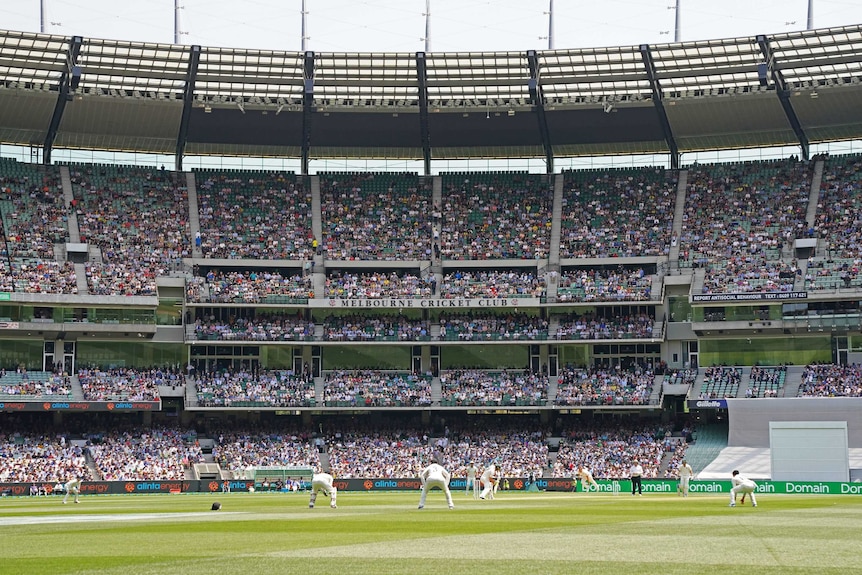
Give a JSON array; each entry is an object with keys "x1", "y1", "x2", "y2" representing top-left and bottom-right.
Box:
[{"x1": 302, "y1": 0, "x2": 309, "y2": 52}]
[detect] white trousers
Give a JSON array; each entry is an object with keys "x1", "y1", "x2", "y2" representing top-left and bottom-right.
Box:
[
  {"x1": 419, "y1": 478, "x2": 453, "y2": 508},
  {"x1": 480, "y1": 479, "x2": 495, "y2": 499},
  {"x1": 679, "y1": 476, "x2": 691, "y2": 496},
  {"x1": 730, "y1": 485, "x2": 756, "y2": 506},
  {"x1": 309, "y1": 480, "x2": 337, "y2": 507}
]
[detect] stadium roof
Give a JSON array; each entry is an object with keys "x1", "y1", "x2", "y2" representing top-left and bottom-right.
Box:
[{"x1": 1, "y1": 24, "x2": 861, "y2": 170}]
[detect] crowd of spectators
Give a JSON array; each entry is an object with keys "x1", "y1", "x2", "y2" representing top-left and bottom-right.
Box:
[
  {"x1": 327, "y1": 425, "x2": 548, "y2": 479},
  {"x1": 813, "y1": 155, "x2": 862, "y2": 260},
  {"x1": 554, "y1": 365, "x2": 654, "y2": 406},
  {"x1": 193, "y1": 313, "x2": 315, "y2": 341},
  {"x1": 323, "y1": 370, "x2": 432, "y2": 407},
  {"x1": 7, "y1": 157, "x2": 862, "y2": 300},
  {"x1": 440, "y1": 369, "x2": 548, "y2": 406},
  {"x1": 552, "y1": 423, "x2": 677, "y2": 479},
  {"x1": 699, "y1": 366, "x2": 742, "y2": 399},
  {"x1": 439, "y1": 311, "x2": 549, "y2": 340},
  {"x1": 554, "y1": 311, "x2": 654, "y2": 340},
  {"x1": 196, "y1": 369, "x2": 316, "y2": 407},
  {"x1": 560, "y1": 168, "x2": 677, "y2": 258},
  {"x1": 212, "y1": 429, "x2": 320, "y2": 475},
  {"x1": 1, "y1": 420, "x2": 699, "y2": 483},
  {"x1": 0, "y1": 167, "x2": 68, "y2": 260},
  {"x1": 77, "y1": 367, "x2": 177, "y2": 401},
  {"x1": 444, "y1": 428, "x2": 549, "y2": 478},
  {"x1": 557, "y1": 268, "x2": 652, "y2": 302},
  {"x1": 85, "y1": 262, "x2": 159, "y2": 296},
  {"x1": 0, "y1": 261, "x2": 78, "y2": 294},
  {"x1": 0, "y1": 432, "x2": 91, "y2": 483},
  {"x1": 320, "y1": 173, "x2": 432, "y2": 260},
  {"x1": 190, "y1": 269, "x2": 313, "y2": 303},
  {"x1": 439, "y1": 270, "x2": 545, "y2": 299},
  {"x1": 701, "y1": 258, "x2": 798, "y2": 294},
  {"x1": 805, "y1": 257, "x2": 862, "y2": 291},
  {"x1": 678, "y1": 160, "x2": 810, "y2": 293},
  {"x1": 324, "y1": 271, "x2": 431, "y2": 299},
  {"x1": 662, "y1": 368, "x2": 697, "y2": 387},
  {"x1": 798, "y1": 363, "x2": 862, "y2": 397},
  {"x1": 439, "y1": 174, "x2": 552, "y2": 260},
  {"x1": 88, "y1": 427, "x2": 204, "y2": 480},
  {"x1": 0, "y1": 163, "x2": 79, "y2": 294},
  {"x1": 196, "y1": 171, "x2": 313, "y2": 260},
  {"x1": 323, "y1": 313, "x2": 429, "y2": 341},
  {"x1": 662, "y1": 436, "x2": 693, "y2": 479},
  {"x1": 0, "y1": 369, "x2": 71, "y2": 397},
  {"x1": 71, "y1": 165, "x2": 190, "y2": 295},
  {"x1": 327, "y1": 428, "x2": 434, "y2": 478},
  {"x1": 745, "y1": 365, "x2": 786, "y2": 398}
]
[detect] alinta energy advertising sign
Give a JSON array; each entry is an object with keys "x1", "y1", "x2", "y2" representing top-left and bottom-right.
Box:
[{"x1": 0, "y1": 401, "x2": 161, "y2": 412}]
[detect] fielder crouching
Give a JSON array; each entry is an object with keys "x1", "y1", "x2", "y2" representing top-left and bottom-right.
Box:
[{"x1": 309, "y1": 472, "x2": 337, "y2": 509}]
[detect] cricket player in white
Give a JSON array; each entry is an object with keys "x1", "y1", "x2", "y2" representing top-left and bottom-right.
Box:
[
  {"x1": 630, "y1": 461, "x2": 644, "y2": 495},
  {"x1": 729, "y1": 470, "x2": 757, "y2": 507},
  {"x1": 418, "y1": 462, "x2": 454, "y2": 509},
  {"x1": 466, "y1": 462, "x2": 479, "y2": 498},
  {"x1": 678, "y1": 460, "x2": 694, "y2": 497},
  {"x1": 63, "y1": 477, "x2": 82, "y2": 504},
  {"x1": 309, "y1": 472, "x2": 337, "y2": 509},
  {"x1": 577, "y1": 466, "x2": 599, "y2": 493},
  {"x1": 479, "y1": 462, "x2": 497, "y2": 500}
]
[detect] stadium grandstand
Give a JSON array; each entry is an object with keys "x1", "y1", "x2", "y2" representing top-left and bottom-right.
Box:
[{"x1": 3, "y1": 23, "x2": 862, "y2": 491}]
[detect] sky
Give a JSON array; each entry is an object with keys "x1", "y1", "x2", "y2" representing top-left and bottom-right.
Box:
[{"x1": 2, "y1": 0, "x2": 862, "y2": 53}]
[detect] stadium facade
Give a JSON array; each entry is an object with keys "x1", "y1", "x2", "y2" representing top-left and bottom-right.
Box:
[{"x1": 1, "y1": 25, "x2": 862, "y2": 485}]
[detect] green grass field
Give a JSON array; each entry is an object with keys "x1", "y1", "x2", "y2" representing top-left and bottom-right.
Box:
[{"x1": 2, "y1": 490, "x2": 861, "y2": 575}]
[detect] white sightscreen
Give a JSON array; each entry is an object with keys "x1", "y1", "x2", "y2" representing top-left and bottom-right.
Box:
[{"x1": 770, "y1": 421, "x2": 849, "y2": 482}]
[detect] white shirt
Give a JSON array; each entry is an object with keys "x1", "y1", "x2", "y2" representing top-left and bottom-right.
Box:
[
  {"x1": 630, "y1": 464, "x2": 643, "y2": 477},
  {"x1": 732, "y1": 474, "x2": 757, "y2": 489},
  {"x1": 466, "y1": 465, "x2": 477, "y2": 479},
  {"x1": 313, "y1": 473, "x2": 335, "y2": 488},
  {"x1": 481, "y1": 464, "x2": 497, "y2": 483},
  {"x1": 679, "y1": 463, "x2": 693, "y2": 478},
  {"x1": 421, "y1": 463, "x2": 450, "y2": 484}
]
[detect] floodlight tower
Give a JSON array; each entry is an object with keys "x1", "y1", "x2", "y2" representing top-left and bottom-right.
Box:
[
  {"x1": 674, "y1": 0, "x2": 681, "y2": 42},
  {"x1": 807, "y1": 0, "x2": 814, "y2": 29},
  {"x1": 302, "y1": 0, "x2": 309, "y2": 52},
  {"x1": 40, "y1": 0, "x2": 60, "y2": 33},
  {"x1": 174, "y1": 0, "x2": 183, "y2": 44},
  {"x1": 539, "y1": 0, "x2": 554, "y2": 50},
  {"x1": 423, "y1": 0, "x2": 431, "y2": 53}
]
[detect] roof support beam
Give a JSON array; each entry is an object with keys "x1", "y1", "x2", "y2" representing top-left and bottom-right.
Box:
[
  {"x1": 639, "y1": 44, "x2": 679, "y2": 169},
  {"x1": 175, "y1": 45, "x2": 201, "y2": 172},
  {"x1": 43, "y1": 35, "x2": 83, "y2": 165},
  {"x1": 527, "y1": 50, "x2": 553, "y2": 174},
  {"x1": 757, "y1": 34, "x2": 810, "y2": 161},
  {"x1": 416, "y1": 52, "x2": 432, "y2": 176},
  {"x1": 301, "y1": 51, "x2": 315, "y2": 175}
]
